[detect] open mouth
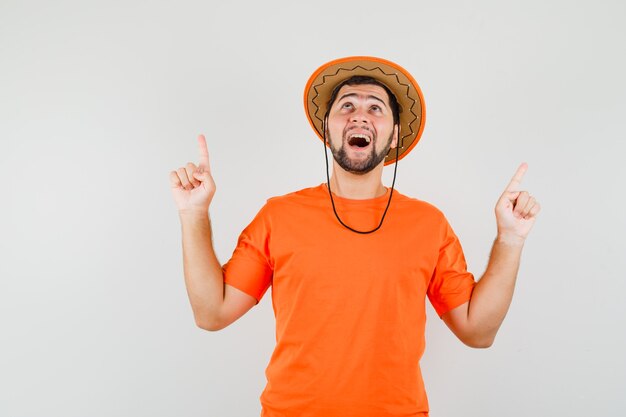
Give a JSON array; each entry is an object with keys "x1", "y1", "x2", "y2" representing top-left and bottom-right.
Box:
[{"x1": 347, "y1": 133, "x2": 372, "y2": 148}]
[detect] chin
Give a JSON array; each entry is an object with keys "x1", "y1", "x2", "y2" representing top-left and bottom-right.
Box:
[{"x1": 338, "y1": 159, "x2": 379, "y2": 175}]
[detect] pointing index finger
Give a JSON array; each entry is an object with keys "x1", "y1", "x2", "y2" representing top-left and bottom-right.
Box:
[
  {"x1": 197, "y1": 134, "x2": 210, "y2": 170},
  {"x1": 505, "y1": 162, "x2": 528, "y2": 191}
]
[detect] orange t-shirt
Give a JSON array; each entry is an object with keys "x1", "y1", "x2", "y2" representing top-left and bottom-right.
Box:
[{"x1": 222, "y1": 184, "x2": 476, "y2": 417}]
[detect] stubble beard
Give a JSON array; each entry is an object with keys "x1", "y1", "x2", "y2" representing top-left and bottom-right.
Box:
[{"x1": 328, "y1": 130, "x2": 395, "y2": 175}]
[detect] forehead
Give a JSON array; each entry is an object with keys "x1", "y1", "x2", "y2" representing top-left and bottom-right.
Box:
[{"x1": 334, "y1": 83, "x2": 391, "y2": 105}]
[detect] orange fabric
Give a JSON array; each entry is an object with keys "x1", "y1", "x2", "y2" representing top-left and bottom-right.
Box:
[{"x1": 222, "y1": 184, "x2": 476, "y2": 417}]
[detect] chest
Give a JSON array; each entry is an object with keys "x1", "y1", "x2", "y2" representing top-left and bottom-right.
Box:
[{"x1": 267, "y1": 209, "x2": 440, "y2": 312}]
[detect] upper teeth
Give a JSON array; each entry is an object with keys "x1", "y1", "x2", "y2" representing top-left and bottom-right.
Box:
[{"x1": 351, "y1": 134, "x2": 371, "y2": 143}]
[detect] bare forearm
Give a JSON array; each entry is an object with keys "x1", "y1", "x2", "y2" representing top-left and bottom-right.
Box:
[
  {"x1": 179, "y1": 209, "x2": 224, "y2": 329},
  {"x1": 457, "y1": 162, "x2": 540, "y2": 347},
  {"x1": 468, "y1": 234, "x2": 524, "y2": 345}
]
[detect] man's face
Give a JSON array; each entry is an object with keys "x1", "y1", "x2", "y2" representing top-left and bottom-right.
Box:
[{"x1": 325, "y1": 83, "x2": 398, "y2": 174}]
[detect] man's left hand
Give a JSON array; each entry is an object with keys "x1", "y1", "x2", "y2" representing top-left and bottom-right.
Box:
[{"x1": 495, "y1": 162, "x2": 541, "y2": 242}]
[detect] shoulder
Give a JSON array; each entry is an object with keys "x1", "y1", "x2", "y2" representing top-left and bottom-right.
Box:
[
  {"x1": 392, "y1": 190, "x2": 447, "y2": 221},
  {"x1": 247, "y1": 185, "x2": 326, "y2": 230},
  {"x1": 263, "y1": 184, "x2": 327, "y2": 210},
  {"x1": 390, "y1": 192, "x2": 456, "y2": 242}
]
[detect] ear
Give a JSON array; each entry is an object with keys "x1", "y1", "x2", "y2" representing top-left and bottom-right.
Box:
[{"x1": 390, "y1": 124, "x2": 399, "y2": 149}]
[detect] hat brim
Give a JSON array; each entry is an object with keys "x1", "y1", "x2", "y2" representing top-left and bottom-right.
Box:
[{"x1": 304, "y1": 56, "x2": 426, "y2": 166}]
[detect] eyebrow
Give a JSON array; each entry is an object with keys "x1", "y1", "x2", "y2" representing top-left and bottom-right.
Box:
[{"x1": 337, "y1": 93, "x2": 387, "y2": 108}]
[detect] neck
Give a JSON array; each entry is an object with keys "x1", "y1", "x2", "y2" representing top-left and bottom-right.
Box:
[{"x1": 328, "y1": 161, "x2": 386, "y2": 199}]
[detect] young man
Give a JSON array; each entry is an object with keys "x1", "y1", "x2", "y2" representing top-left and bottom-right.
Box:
[{"x1": 169, "y1": 56, "x2": 541, "y2": 417}]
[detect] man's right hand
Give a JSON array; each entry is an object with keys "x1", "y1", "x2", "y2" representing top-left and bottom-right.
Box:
[{"x1": 169, "y1": 134, "x2": 216, "y2": 213}]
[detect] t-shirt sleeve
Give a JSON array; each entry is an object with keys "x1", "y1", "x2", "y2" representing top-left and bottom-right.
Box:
[
  {"x1": 222, "y1": 204, "x2": 273, "y2": 305},
  {"x1": 427, "y1": 215, "x2": 476, "y2": 318}
]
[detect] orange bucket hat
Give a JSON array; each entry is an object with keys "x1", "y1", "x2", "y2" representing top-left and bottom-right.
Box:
[{"x1": 304, "y1": 56, "x2": 426, "y2": 165}]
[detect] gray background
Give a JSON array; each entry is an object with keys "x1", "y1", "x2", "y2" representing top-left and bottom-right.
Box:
[{"x1": 1, "y1": 0, "x2": 625, "y2": 416}]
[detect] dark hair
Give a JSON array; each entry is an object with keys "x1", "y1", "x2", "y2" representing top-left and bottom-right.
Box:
[{"x1": 325, "y1": 75, "x2": 401, "y2": 125}]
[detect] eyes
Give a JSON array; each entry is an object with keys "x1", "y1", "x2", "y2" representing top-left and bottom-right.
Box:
[{"x1": 339, "y1": 102, "x2": 383, "y2": 113}]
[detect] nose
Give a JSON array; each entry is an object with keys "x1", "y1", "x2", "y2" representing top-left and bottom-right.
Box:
[{"x1": 350, "y1": 107, "x2": 370, "y2": 124}]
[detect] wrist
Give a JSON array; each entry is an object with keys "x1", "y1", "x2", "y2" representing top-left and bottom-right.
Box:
[
  {"x1": 496, "y1": 232, "x2": 525, "y2": 247},
  {"x1": 178, "y1": 208, "x2": 210, "y2": 220}
]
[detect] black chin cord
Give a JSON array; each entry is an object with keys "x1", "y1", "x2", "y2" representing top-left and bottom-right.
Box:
[{"x1": 323, "y1": 124, "x2": 400, "y2": 234}]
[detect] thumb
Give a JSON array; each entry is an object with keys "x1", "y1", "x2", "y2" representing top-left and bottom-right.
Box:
[
  {"x1": 193, "y1": 170, "x2": 211, "y2": 182},
  {"x1": 503, "y1": 190, "x2": 521, "y2": 200},
  {"x1": 497, "y1": 190, "x2": 520, "y2": 208},
  {"x1": 192, "y1": 170, "x2": 215, "y2": 190}
]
